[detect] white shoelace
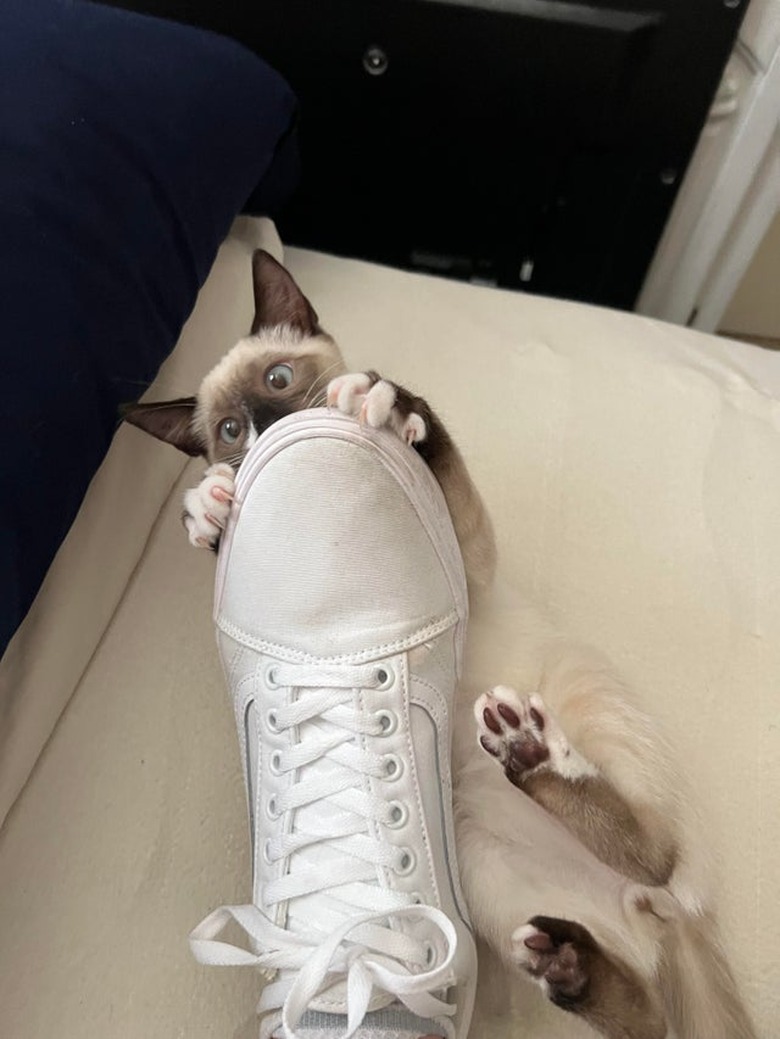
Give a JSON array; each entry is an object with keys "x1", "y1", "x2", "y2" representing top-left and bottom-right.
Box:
[{"x1": 190, "y1": 662, "x2": 459, "y2": 1039}]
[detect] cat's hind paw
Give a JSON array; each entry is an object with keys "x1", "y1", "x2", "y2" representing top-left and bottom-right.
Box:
[
  {"x1": 511, "y1": 918, "x2": 591, "y2": 1007},
  {"x1": 182, "y1": 462, "x2": 235, "y2": 549},
  {"x1": 327, "y1": 372, "x2": 427, "y2": 446}
]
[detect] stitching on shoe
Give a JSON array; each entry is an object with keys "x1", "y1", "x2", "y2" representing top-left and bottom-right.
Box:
[
  {"x1": 409, "y1": 676, "x2": 447, "y2": 732},
  {"x1": 234, "y1": 674, "x2": 255, "y2": 759},
  {"x1": 398, "y1": 656, "x2": 438, "y2": 903},
  {"x1": 424, "y1": 635, "x2": 450, "y2": 678},
  {"x1": 225, "y1": 643, "x2": 245, "y2": 688},
  {"x1": 214, "y1": 612, "x2": 461, "y2": 665}
]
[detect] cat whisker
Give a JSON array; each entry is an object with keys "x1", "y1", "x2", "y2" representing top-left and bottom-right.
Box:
[
  {"x1": 302, "y1": 361, "x2": 344, "y2": 409},
  {"x1": 214, "y1": 450, "x2": 245, "y2": 470},
  {"x1": 301, "y1": 363, "x2": 340, "y2": 407}
]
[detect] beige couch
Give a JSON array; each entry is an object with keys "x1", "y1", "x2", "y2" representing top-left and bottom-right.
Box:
[{"x1": 1, "y1": 217, "x2": 778, "y2": 1038}]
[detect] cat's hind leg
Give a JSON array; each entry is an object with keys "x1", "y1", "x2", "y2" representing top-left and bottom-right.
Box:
[
  {"x1": 453, "y1": 741, "x2": 672, "y2": 1037},
  {"x1": 513, "y1": 917, "x2": 666, "y2": 1039},
  {"x1": 475, "y1": 686, "x2": 677, "y2": 887}
]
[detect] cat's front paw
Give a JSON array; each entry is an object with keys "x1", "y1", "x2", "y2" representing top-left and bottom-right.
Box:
[
  {"x1": 327, "y1": 372, "x2": 426, "y2": 446},
  {"x1": 475, "y1": 688, "x2": 594, "y2": 785},
  {"x1": 475, "y1": 687, "x2": 552, "y2": 776},
  {"x1": 182, "y1": 463, "x2": 235, "y2": 549}
]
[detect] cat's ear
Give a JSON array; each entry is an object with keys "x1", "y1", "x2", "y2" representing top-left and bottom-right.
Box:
[
  {"x1": 625, "y1": 885, "x2": 681, "y2": 925},
  {"x1": 250, "y1": 249, "x2": 321, "y2": 337},
  {"x1": 121, "y1": 397, "x2": 205, "y2": 457}
]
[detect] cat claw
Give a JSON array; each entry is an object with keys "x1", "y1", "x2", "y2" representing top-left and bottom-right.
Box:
[
  {"x1": 358, "y1": 379, "x2": 396, "y2": 428},
  {"x1": 327, "y1": 372, "x2": 372, "y2": 413},
  {"x1": 402, "y1": 412, "x2": 426, "y2": 445},
  {"x1": 182, "y1": 463, "x2": 236, "y2": 549},
  {"x1": 210, "y1": 486, "x2": 233, "y2": 504},
  {"x1": 327, "y1": 372, "x2": 427, "y2": 445}
]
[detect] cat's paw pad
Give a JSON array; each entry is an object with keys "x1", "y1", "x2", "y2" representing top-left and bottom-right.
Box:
[
  {"x1": 475, "y1": 687, "x2": 554, "y2": 776},
  {"x1": 327, "y1": 372, "x2": 426, "y2": 446},
  {"x1": 476, "y1": 689, "x2": 594, "y2": 784},
  {"x1": 182, "y1": 463, "x2": 235, "y2": 549},
  {"x1": 511, "y1": 918, "x2": 591, "y2": 1005}
]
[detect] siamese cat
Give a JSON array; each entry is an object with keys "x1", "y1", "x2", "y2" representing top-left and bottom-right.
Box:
[{"x1": 125, "y1": 250, "x2": 755, "y2": 1039}]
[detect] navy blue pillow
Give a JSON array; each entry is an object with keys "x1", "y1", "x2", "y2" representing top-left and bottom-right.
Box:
[{"x1": 0, "y1": 0, "x2": 299, "y2": 656}]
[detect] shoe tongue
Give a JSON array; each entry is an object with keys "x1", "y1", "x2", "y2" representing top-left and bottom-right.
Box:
[
  {"x1": 275, "y1": 705, "x2": 396, "y2": 1020},
  {"x1": 216, "y1": 432, "x2": 457, "y2": 659},
  {"x1": 285, "y1": 716, "x2": 355, "y2": 937}
]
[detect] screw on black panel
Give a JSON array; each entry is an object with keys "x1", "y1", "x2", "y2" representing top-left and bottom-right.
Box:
[
  {"x1": 363, "y1": 45, "x2": 389, "y2": 76},
  {"x1": 660, "y1": 168, "x2": 678, "y2": 186}
]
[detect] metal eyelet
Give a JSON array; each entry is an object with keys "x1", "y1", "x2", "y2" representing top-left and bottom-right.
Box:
[
  {"x1": 265, "y1": 665, "x2": 280, "y2": 689},
  {"x1": 262, "y1": 838, "x2": 273, "y2": 864},
  {"x1": 269, "y1": 750, "x2": 283, "y2": 775},
  {"x1": 266, "y1": 709, "x2": 280, "y2": 733},
  {"x1": 395, "y1": 849, "x2": 416, "y2": 875},
  {"x1": 375, "y1": 666, "x2": 394, "y2": 689},
  {"x1": 424, "y1": 941, "x2": 436, "y2": 967},
  {"x1": 375, "y1": 709, "x2": 398, "y2": 735},
  {"x1": 266, "y1": 794, "x2": 280, "y2": 820},
  {"x1": 383, "y1": 754, "x2": 403, "y2": 781},
  {"x1": 386, "y1": 801, "x2": 408, "y2": 828}
]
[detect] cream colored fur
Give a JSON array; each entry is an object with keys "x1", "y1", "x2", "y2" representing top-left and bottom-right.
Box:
[{"x1": 455, "y1": 583, "x2": 753, "y2": 1038}]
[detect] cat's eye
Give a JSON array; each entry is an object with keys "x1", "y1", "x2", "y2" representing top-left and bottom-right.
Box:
[
  {"x1": 265, "y1": 363, "x2": 294, "y2": 390},
  {"x1": 218, "y1": 417, "x2": 242, "y2": 444}
]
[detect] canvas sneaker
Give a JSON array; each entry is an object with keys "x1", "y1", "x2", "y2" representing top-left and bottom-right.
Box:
[{"x1": 189, "y1": 409, "x2": 477, "y2": 1039}]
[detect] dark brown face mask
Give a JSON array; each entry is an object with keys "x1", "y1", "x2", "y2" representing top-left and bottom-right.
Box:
[{"x1": 121, "y1": 248, "x2": 329, "y2": 459}]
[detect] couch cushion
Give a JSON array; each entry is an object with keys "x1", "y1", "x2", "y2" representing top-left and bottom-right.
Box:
[
  {"x1": 0, "y1": 240, "x2": 777, "y2": 1037},
  {"x1": 0, "y1": 0, "x2": 298, "y2": 655}
]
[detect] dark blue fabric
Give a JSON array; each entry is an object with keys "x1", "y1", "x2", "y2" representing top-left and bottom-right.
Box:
[{"x1": 0, "y1": 0, "x2": 298, "y2": 656}]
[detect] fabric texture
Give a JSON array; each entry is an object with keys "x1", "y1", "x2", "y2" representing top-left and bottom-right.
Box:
[{"x1": 0, "y1": 0, "x2": 298, "y2": 655}]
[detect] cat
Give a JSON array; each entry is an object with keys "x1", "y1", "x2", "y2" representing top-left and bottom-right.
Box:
[{"x1": 124, "y1": 250, "x2": 755, "y2": 1039}]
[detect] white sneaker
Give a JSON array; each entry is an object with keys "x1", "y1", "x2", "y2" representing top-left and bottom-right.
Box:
[{"x1": 190, "y1": 409, "x2": 476, "y2": 1039}]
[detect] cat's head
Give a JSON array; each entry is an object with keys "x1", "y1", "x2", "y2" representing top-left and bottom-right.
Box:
[{"x1": 123, "y1": 250, "x2": 346, "y2": 465}]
